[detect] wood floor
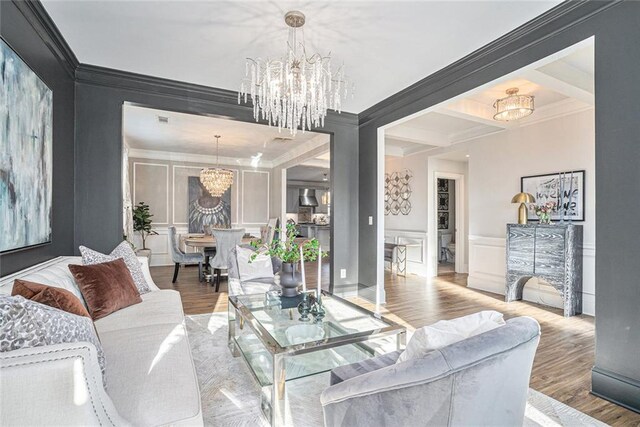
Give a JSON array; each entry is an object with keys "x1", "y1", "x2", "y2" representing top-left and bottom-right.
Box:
[{"x1": 153, "y1": 265, "x2": 640, "y2": 426}]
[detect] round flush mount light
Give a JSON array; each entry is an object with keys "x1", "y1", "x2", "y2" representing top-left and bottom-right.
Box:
[{"x1": 493, "y1": 88, "x2": 534, "y2": 121}]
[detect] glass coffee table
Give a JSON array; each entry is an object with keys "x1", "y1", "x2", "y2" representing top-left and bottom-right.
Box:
[{"x1": 228, "y1": 291, "x2": 406, "y2": 426}]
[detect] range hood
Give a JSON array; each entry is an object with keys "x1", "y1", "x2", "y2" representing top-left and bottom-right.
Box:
[{"x1": 299, "y1": 188, "x2": 319, "y2": 207}]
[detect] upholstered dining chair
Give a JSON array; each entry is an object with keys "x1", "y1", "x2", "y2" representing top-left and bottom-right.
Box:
[
  {"x1": 210, "y1": 228, "x2": 245, "y2": 292},
  {"x1": 168, "y1": 226, "x2": 204, "y2": 283}
]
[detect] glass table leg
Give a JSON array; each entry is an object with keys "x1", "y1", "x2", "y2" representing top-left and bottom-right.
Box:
[
  {"x1": 397, "y1": 330, "x2": 407, "y2": 351},
  {"x1": 271, "y1": 353, "x2": 286, "y2": 426},
  {"x1": 228, "y1": 305, "x2": 239, "y2": 357}
]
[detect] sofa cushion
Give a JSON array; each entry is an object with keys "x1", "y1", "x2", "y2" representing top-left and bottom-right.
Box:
[
  {"x1": 9, "y1": 257, "x2": 87, "y2": 307},
  {"x1": 0, "y1": 295, "x2": 106, "y2": 385},
  {"x1": 99, "y1": 323, "x2": 201, "y2": 426},
  {"x1": 397, "y1": 310, "x2": 505, "y2": 364},
  {"x1": 94, "y1": 289, "x2": 185, "y2": 334},
  {"x1": 68, "y1": 258, "x2": 142, "y2": 320},
  {"x1": 80, "y1": 241, "x2": 151, "y2": 294},
  {"x1": 11, "y1": 279, "x2": 90, "y2": 318},
  {"x1": 330, "y1": 350, "x2": 402, "y2": 385}
]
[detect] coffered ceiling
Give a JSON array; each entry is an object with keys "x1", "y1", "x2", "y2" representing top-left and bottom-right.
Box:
[
  {"x1": 385, "y1": 41, "x2": 594, "y2": 158},
  {"x1": 42, "y1": 1, "x2": 560, "y2": 113}
]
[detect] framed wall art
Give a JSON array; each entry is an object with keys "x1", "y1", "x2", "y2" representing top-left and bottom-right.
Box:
[
  {"x1": 1, "y1": 38, "x2": 53, "y2": 253},
  {"x1": 521, "y1": 170, "x2": 585, "y2": 222}
]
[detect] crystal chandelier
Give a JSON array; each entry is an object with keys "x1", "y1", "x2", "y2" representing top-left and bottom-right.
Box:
[
  {"x1": 493, "y1": 88, "x2": 534, "y2": 121},
  {"x1": 239, "y1": 10, "x2": 350, "y2": 136},
  {"x1": 200, "y1": 135, "x2": 234, "y2": 197}
]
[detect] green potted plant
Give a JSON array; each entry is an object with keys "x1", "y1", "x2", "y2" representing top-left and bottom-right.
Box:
[
  {"x1": 132, "y1": 201, "x2": 158, "y2": 261},
  {"x1": 251, "y1": 223, "x2": 327, "y2": 297}
]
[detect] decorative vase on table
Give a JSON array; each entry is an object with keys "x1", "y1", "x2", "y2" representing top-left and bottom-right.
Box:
[{"x1": 279, "y1": 262, "x2": 301, "y2": 297}]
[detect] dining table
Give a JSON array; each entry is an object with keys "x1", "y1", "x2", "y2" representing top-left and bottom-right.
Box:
[{"x1": 183, "y1": 234, "x2": 257, "y2": 281}]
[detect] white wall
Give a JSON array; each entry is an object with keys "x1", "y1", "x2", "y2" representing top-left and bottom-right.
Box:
[
  {"x1": 467, "y1": 109, "x2": 596, "y2": 315},
  {"x1": 384, "y1": 153, "x2": 469, "y2": 276}
]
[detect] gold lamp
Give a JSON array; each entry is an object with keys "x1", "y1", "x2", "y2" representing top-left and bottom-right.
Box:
[{"x1": 511, "y1": 192, "x2": 536, "y2": 224}]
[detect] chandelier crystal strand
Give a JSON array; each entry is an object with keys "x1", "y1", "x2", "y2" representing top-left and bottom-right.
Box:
[
  {"x1": 239, "y1": 10, "x2": 350, "y2": 136},
  {"x1": 199, "y1": 135, "x2": 234, "y2": 197}
]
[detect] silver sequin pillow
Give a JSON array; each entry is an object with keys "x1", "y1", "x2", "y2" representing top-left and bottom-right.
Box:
[
  {"x1": 0, "y1": 295, "x2": 106, "y2": 386},
  {"x1": 79, "y1": 241, "x2": 150, "y2": 294}
]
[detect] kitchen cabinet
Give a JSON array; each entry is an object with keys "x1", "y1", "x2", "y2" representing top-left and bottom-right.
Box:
[
  {"x1": 316, "y1": 189, "x2": 329, "y2": 214},
  {"x1": 286, "y1": 187, "x2": 299, "y2": 213}
]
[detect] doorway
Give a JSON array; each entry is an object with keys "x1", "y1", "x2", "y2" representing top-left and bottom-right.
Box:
[{"x1": 433, "y1": 173, "x2": 465, "y2": 276}]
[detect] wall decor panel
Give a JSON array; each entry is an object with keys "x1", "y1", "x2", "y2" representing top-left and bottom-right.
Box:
[
  {"x1": 132, "y1": 162, "x2": 169, "y2": 224},
  {"x1": 241, "y1": 170, "x2": 270, "y2": 225}
]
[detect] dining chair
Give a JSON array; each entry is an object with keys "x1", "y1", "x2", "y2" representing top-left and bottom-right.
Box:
[
  {"x1": 210, "y1": 228, "x2": 245, "y2": 292},
  {"x1": 168, "y1": 226, "x2": 204, "y2": 283}
]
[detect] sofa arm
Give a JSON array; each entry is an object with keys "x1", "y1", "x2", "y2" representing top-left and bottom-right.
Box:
[
  {"x1": 138, "y1": 256, "x2": 160, "y2": 291},
  {"x1": 0, "y1": 342, "x2": 130, "y2": 426}
]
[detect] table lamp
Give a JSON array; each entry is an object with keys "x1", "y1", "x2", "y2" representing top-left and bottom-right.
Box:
[{"x1": 511, "y1": 192, "x2": 536, "y2": 224}]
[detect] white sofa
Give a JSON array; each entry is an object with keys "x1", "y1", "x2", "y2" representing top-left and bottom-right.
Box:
[{"x1": 0, "y1": 256, "x2": 203, "y2": 426}]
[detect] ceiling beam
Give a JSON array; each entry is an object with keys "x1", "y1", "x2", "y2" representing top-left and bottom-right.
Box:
[
  {"x1": 385, "y1": 126, "x2": 449, "y2": 146},
  {"x1": 300, "y1": 158, "x2": 331, "y2": 168},
  {"x1": 522, "y1": 69, "x2": 594, "y2": 106},
  {"x1": 271, "y1": 134, "x2": 330, "y2": 168},
  {"x1": 384, "y1": 145, "x2": 406, "y2": 157},
  {"x1": 437, "y1": 99, "x2": 511, "y2": 129}
]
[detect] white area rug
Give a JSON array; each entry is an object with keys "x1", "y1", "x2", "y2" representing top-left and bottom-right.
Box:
[{"x1": 186, "y1": 313, "x2": 608, "y2": 427}]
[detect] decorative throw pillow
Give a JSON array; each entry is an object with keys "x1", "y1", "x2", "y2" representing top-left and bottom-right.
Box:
[
  {"x1": 0, "y1": 295, "x2": 106, "y2": 385},
  {"x1": 68, "y1": 258, "x2": 142, "y2": 321},
  {"x1": 236, "y1": 245, "x2": 275, "y2": 282},
  {"x1": 396, "y1": 310, "x2": 506, "y2": 364},
  {"x1": 79, "y1": 241, "x2": 151, "y2": 294},
  {"x1": 12, "y1": 279, "x2": 91, "y2": 318}
]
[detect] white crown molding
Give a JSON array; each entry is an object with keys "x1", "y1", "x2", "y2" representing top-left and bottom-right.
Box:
[{"x1": 129, "y1": 148, "x2": 274, "y2": 168}]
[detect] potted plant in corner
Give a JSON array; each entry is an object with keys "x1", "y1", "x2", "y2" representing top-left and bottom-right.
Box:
[
  {"x1": 132, "y1": 201, "x2": 158, "y2": 262},
  {"x1": 251, "y1": 223, "x2": 328, "y2": 297}
]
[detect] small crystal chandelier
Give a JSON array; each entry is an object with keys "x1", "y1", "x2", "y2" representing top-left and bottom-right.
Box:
[
  {"x1": 200, "y1": 135, "x2": 234, "y2": 197},
  {"x1": 493, "y1": 88, "x2": 535, "y2": 121},
  {"x1": 239, "y1": 10, "x2": 350, "y2": 136}
]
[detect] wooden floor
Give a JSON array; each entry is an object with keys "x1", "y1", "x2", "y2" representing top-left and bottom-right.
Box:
[{"x1": 153, "y1": 265, "x2": 640, "y2": 426}]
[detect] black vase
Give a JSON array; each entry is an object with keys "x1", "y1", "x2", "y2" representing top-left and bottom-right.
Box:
[{"x1": 280, "y1": 262, "x2": 301, "y2": 297}]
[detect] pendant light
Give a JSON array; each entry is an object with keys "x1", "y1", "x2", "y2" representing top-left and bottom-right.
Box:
[{"x1": 199, "y1": 135, "x2": 234, "y2": 197}]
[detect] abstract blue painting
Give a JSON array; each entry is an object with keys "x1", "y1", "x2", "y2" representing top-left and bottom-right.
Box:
[{"x1": 1, "y1": 39, "x2": 53, "y2": 252}]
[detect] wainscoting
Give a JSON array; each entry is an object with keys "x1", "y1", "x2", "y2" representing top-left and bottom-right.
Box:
[
  {"x1": 130, "y1": 156, "x2": 271, "y2": 231},
  {"x1": 467, "y1": 235, "x2": 595, "y2": 316},
  {"x1": 384, "y1": 229, "x2": 428, "y2": 276}
]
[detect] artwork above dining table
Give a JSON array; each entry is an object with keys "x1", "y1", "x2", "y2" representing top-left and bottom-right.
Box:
[
  {"x1": 521, "y1": 170, "x2": 585, "y2": 222},
  {"x1": 188, "y1": 176, "x2": 231, "y2": 233}
]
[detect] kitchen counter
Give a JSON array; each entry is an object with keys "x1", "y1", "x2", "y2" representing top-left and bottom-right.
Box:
[{"x1": 297, "y1": 223, "x2": 331, "y2": 248}]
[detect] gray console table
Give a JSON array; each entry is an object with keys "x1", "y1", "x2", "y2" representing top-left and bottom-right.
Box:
[{"x1": 506, "y1": 223, "x2": 583, "y2": 317}]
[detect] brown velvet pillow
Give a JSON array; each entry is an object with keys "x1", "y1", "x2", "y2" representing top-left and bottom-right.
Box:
[
  {"x1": 11, "y1": 279, "x2": 91, "y2": 318},
  {"x1": 68, "y1": 258, "x2": 142, "y2": 320}
]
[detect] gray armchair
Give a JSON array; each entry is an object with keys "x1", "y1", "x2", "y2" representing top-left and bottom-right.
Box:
[
  {"x1": 321, "y1": 317, "x2": 541, "y2": 427},
  {"x1": 168, "y1": 226, "x2": 204, "y2": 283},
  {"x1": 210, "y1": 228, "x2": 245, "y2": 292}
]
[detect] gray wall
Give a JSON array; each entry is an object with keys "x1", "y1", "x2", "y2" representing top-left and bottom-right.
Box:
[
  {"x1": 74, "y1": 66, "x2": 359, "y2": 290},
  {"x1": 0, "y1": 1, "x2": 76, "y2": 276},
  {"x1": 358, "y1": 1, "x2": 640, "y2": 411}
]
